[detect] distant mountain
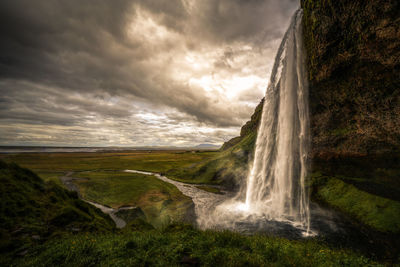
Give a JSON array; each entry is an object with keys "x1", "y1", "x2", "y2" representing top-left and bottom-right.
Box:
[{"x1": 194, "y1": 144, "x2": 220, "y2": 149}]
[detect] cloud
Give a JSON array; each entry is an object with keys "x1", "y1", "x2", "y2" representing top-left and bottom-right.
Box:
[{"x1": 0, "y1": 0, "x2": 298, "y2": 146}]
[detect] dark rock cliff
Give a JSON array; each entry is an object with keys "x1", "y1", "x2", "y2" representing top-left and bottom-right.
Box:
[
  {"x1": 302, "y1": 0, "x2": 400, "y2": 155},
  {"x1": 223, "y1": 0, "x2": 399, "y2": 156},
  {"x1": 216, "y1": 0, "x2": 399, "y2": 186}
]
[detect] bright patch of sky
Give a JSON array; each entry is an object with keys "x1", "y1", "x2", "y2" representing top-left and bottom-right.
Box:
[{"x1": 0, "y1": 0, "x2": 298, "y2": 147}]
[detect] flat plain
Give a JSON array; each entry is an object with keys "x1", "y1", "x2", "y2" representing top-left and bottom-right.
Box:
[{"x1": 0, "y1": 150, "x2": 217, "y2": 227}]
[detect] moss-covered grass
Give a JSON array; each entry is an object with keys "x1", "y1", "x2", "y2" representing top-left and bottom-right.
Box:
[
  {"x1": 37, "y1": 171, "x2": 64, "y2": 186},
  {"x1": 7, "y1": 224, "x2": 379, "y2": 267},
  {"x1": 167, "y1": 132, "x2": 257, "y2": 188},
  {"x1": 311, "y1": 173, "x2": 400, "y2": 234},
  {"x1": 322, "y1": 178, "x2": 400, "y2": 232},
  {"x1": 0, "y1": 161, "x2": 115, "y2": 260},
  {"x1": 301, "y1": 0, "x2": 400, "y2": 154},
  {"x1": 74, "y1": 171, "x2": 193, "y2": 228}
]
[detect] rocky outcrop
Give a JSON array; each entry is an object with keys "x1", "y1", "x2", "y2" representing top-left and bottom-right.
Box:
[{"x1": 302, "y1": 0, "x2": 400, "y2": 155}]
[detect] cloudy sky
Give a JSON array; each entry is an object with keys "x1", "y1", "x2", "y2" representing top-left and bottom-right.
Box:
[{"x1": 0, "y1": 0, "x2": 298, "y2": 147}]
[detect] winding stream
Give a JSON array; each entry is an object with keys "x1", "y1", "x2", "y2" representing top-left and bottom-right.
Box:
[
  {"x1": 61, "y1": 169, "x2": 348, "y2": 240},
  {"x1": 60, "y1": 171, "x2": 131, "y2": 228},
  {"x1": 124, "y1": 170, "x2": 346, "y2": 239},
  {"x1": 124, "y1": 170, "x2": 232, "y2": 228}
]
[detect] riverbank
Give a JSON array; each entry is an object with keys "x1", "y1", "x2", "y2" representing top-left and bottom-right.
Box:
[
  {"x1": 2, "y1": 151, "x2": 399, "y2": 263},
  {"x1": 1, "y1": 158, "x2": 397, "y2": 265}
]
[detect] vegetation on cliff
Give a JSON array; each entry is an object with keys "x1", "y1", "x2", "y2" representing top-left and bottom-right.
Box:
[{"x1": 301, "y1": 0, "x2": 399, "y2": 154}]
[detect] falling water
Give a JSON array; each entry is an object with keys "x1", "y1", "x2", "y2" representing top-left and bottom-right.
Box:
[
  {"x1": 244, "y1": 9, "x2": 310, "y2": 231},
  {"x1": 163, "y1": 9, "x2": 314, "y2": 236}
]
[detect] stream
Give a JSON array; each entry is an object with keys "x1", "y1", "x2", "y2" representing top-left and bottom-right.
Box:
[
  {"x1": 124, "y1": 170, "x2": 232, "y2": 227},
  {"x1": 60, "y1": 172, "x2": 131, "y2": 228},
  {"x1": 123, "y1": 170, "x2": 348, "y2": 240},
  {"x1": 61, "y1": 169, "x2": 359, "y2": 243}
]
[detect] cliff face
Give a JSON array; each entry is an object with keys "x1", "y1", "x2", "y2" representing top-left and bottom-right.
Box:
[
  {"x1": 196, "y1": 3, "x2": 400, "y2": 254},
  {"x1": 222, "y1": 0, "x2": 399, "y2": 156},
  {"x1": 302, "y1": 0, "x2": 400, "y2": 155},
  {"x1": 214, "y1": 0, "x2": 400, "y2": 188}
]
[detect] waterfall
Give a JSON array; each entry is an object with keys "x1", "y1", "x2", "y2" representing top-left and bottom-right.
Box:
[{"x1": 244, "y1": 9, "x2": 310, "y2": 231}]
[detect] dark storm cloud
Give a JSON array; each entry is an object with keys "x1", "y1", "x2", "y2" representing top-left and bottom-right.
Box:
[{"x1": 0, "y1": 0, "x2": 298, "y2": 146}]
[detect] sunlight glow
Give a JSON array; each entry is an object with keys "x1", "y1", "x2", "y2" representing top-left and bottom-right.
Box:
[
  {"x1": 189, "y1": 74, "x2": 264, "y2": 100},
  {"x1": 128, "y1": 8, "x2": 173, "y2": 43},
  {"x1": 236, "y1": 202, "x2": 249, "y2": 212}
]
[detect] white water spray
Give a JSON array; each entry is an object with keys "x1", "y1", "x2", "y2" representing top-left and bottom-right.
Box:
[
  {"x1": 169, "y1": 10, "x2": 313, "y2": 235},
  {"x1": 243, "y1": 9, "x2": 310, "y2": 231}
]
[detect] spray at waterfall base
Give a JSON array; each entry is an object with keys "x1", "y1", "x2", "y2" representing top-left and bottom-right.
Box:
[{"x1": 198, "y1": 10, "x2": 315, "y2": 237}]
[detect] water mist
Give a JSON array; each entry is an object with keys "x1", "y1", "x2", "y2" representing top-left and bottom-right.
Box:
[{"x1": 193, "y1": 9, "x2": 312, "y2": 235}]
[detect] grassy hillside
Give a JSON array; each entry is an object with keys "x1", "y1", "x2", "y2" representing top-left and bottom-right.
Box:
[
  {"x1": 160, "y1": 100, "x2": 264, "y2": 188},
  {"x1": 167, "y1": 132, "x2": 257, "y2": 190},
  {"x1": 0, "y1": 152, "x2": 199, "y2": 229},
  {"x1": 75, "y1": 171, "x2": 193, "y2": 228},
  {"x1": 0, "y1": 161, "x2": 115, "y2": 261}
]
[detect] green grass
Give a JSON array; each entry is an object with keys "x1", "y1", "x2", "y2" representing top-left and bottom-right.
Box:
[
  {"x1": 315, "y1": 177, "x2": 400, "y2": 233},
  {"x1": 2, "y1": 151, "x2": 399, "y2": 263},
  {"x1": 0, "y1": 151, "x2": 216, "y2": 174},
  {"x1": 0, "y1": 162, "x2": 387, "y2": 266},
  {"x1": 74, "y1": 171, "x2": 193, "y2": 228},
  {"x1": 0, "y1": 161, "x2": 115, "y2": 259},
  {"x1": 37, "y1": 171, "x2": 64, "y2": 186},
  {"x1": 167, "y1": 133, "x2": 256, "y2": 187},
  {"x1": 75, "y1": 171, "x2": 180, "y2": 208},
  {"x1": 0, "y1": 151, "x2": 207, "y2": 228},
  {"x1": 8, "y1": 224, "x2": 379, "y2": 267}
]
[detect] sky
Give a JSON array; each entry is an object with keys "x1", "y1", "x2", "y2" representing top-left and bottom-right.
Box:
[{"x1": 0, "y1": 0, "x2": 298, "y2": 147}]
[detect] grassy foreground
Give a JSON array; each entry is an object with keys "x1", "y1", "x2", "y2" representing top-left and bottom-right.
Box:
[{"x1": 7, "y1": 224, "x2": 379, "y2": 267}]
